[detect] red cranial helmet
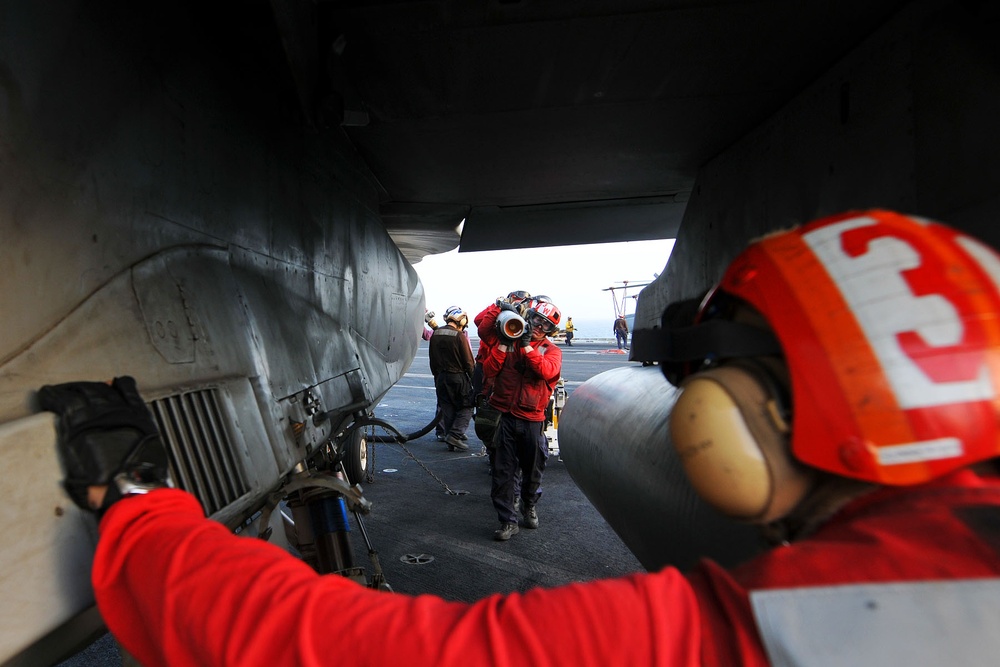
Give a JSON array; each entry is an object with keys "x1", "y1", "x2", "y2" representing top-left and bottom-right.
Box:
[
  {"x1": 527, "y1": 301, "x2": 562, "y2": 334},
  {"x1": 654, "y1": 211, "x2": 1000, "y2": 522}
]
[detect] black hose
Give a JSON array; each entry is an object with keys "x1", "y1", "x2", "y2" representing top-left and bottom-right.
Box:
[{"x1": 369, "y1": 408, "x2": 441, "y2": 443}]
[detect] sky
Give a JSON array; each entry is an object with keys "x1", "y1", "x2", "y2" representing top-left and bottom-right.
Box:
[{"x1": 413, "y1": 239, "x2": 675, "y2": 336}]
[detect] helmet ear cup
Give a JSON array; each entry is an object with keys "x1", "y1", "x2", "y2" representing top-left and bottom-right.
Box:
[{"x1": 669, "y1": 364, "x2": 813, "y2": 523}]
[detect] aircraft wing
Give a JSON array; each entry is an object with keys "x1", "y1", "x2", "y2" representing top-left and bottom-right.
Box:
[{"x1": 327, "y1": 0, "x2": 906, "y2": 256}]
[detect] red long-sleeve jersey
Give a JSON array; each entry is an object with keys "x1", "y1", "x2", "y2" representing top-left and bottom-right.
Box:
[
  {"x1": 474, "y1": 303, "x2": 502, "y2": 364},
  {"x1": 93, "y1": 490, "x2": 700, "y2": 667},
  {"x1": 482, "y1": 337, "x2": 561, "y2": 421},
  {"x1": 93, "y1": 472, "x2": 1000, "y2": 666}
]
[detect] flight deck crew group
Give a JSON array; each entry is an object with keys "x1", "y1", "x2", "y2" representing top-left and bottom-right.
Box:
[
  {"x1": 37, "y1": 210, "x2": 1000, "y2": 665},
  {"x1": 425, "y1": 289, "x2": 563, "y2": 539}
]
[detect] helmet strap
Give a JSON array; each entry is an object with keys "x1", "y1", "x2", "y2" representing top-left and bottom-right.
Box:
[{"x1": 759, "y1": 474, "x2": 877, "y2": 545}]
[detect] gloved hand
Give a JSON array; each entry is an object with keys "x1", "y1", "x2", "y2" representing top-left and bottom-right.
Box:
[
  {"x1": 498, "y1": 301, "x2": 518, "y2": 314},
  {"x1": 519, "y1": 321, "x2": 535, "y2": 347},
  {"x1": 424, "y1": 310, "x2": 436, "y2": 324},
  {"x1": 38, "y1": 376, "x2": 172, "y2": 515}
]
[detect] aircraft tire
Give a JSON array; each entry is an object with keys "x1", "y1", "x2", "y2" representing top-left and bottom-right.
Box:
[{"x1": 343, "y1": 428, "x2": 369, "y2": 485}]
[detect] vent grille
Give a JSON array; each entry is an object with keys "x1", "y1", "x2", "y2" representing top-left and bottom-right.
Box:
[{"x1": 149, "y1": 389, "x2": 249, "y2": 515}]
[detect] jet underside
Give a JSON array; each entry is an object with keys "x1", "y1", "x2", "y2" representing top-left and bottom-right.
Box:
[{"x1": 2, "y1": 0, "x2": 1000, "y2": 662}]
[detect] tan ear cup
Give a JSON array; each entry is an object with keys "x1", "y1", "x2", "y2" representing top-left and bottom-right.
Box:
[{"x1": 669, "y1": 365, "x2": 812, "y2": 523}]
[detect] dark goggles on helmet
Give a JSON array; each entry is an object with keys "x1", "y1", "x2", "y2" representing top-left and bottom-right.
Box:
[
  {"x1": 528, "y1": 312, "x2": 556, "y2": 334},
  {"x1": 507, "y1": 290, "x2": 531, "y2": 303}
]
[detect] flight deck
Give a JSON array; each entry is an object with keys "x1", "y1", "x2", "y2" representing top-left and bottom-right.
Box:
[{"x1": 357, "y1": 338, "x2": 644, "y2": 601}]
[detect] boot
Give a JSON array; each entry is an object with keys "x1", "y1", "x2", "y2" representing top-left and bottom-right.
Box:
[
  {"x1": 522, "y1": 504, "x2": 539, "y2": 529},
  {"x1": 446, "y1": 434, "x2": 469, "y2": 451},
  {"x1": 493, "y1": 522, "x2": 519, "y2": 541}
]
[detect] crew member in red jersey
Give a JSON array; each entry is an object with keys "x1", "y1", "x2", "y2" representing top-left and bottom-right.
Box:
[
  {"x1": 482, "y1": 298, "x2": 563, "y2": 540},
  {"x1": 39, "y1": 211, "x2": 1000, "y2": 666}
]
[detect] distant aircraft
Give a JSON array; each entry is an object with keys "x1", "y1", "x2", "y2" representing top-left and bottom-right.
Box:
[{"x1": 2, "y1": 0, "x2": 997, "y2": 662}]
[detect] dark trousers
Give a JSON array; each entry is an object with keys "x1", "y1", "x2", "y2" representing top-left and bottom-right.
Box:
[
  {"x1": 471, "y1": 362, "x2": 484, "y2": 400},
  {"x1": 435, "y1": 372, "x2": 473, "y2": 439},
  {"x1": 435, "y1": 409, "x2": 446, "y2": 438},
  {"x1": 491, "y1": 413, "x2": 548, "y2": 524}
]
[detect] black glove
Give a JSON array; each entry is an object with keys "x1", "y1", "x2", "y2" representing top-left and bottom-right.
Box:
[
  {"x1": 498, "y1": 301, "x2": 518, "y2": 314},
  {"x1": 519, "y1": 321, "x2": 534, "y2": 347},
  {"x1": 38, "y1": 376, "x2": 171, "y2": 514}
]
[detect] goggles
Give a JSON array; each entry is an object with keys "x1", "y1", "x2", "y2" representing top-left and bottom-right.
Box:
[{"x1": 528, "y1": 313, "x2": 556, "y2": 334}]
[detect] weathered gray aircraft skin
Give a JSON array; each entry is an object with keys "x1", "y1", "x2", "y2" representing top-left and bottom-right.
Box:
[
  {"x1": 0, "y1": 3, "x2": 424, "y2": 662},
  {"x1": 2, "y1": 0, "x2": 999, "y2": 663}
]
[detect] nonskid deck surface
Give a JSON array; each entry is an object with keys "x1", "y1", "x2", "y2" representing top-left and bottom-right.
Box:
[{"x1": 358, "y1": 339, "x2": 643, "y2": 601}]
